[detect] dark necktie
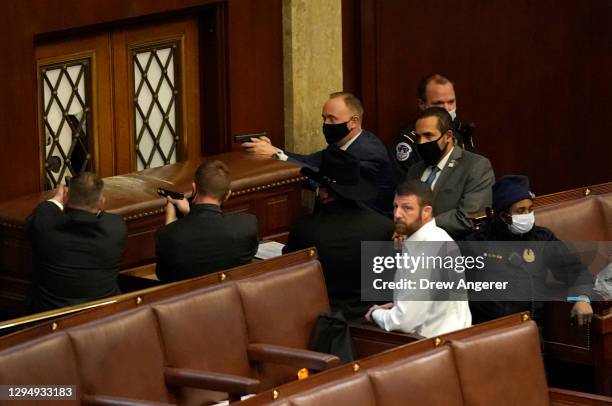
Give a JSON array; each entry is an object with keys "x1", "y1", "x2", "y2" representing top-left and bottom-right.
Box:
[{"x1": 424, "y1": 166, "x2": 440, "y2": 189}]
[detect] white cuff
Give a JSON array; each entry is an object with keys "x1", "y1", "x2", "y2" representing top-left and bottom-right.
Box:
[
  {"x1": 371, "y1": 308, "x2": 386, "y2": 328},
  {"x1": 272, "y1": 150, "x2": 289, "y2": 161},
  {"x1": 48, "y1": 199, "x2": 64, "y2": 211}
]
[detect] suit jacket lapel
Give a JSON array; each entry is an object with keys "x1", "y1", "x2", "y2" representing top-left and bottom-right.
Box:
[{"x1": 433, "y1": 147, "x2": 463, "y2": 198}]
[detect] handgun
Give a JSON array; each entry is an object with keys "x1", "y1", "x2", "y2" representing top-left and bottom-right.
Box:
[
  {"x1": 157, "y1": 187, "x2": 185, "y2": 200},
  {"x1": 233, "y1": 132, "x2": 267, "y2": 143}
]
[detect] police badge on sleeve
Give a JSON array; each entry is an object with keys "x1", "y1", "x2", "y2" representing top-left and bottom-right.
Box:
[{"x1": 396, "y1": 142, "x2": 412, "y2": 162}]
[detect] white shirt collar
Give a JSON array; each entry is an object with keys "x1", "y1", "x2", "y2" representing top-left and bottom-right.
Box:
[
  {"x1": 407, "y1": 218, "x2": 438, "y2": 241},
  {"x1": 340, "y1": 130, "x2": 362, "y2": 151},
  {"x1": 436, "y1": 146, "x2": 454, "y2": 171}
]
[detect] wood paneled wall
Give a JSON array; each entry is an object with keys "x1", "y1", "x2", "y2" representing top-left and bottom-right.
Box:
[
  {"x1": 0, "y1": 0, "x2": 283, "y2": 200},
  {"x1": 343, "y1": 0, "x2": 612, "y2": 194}
]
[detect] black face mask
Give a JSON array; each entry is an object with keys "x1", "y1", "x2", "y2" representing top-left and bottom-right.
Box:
[
  {"x1": 416, "y1": 134, "x2": 447, "y2": 166},
  {"x1": 322, "y1": 122, "x2": 351, "y2": 145}
]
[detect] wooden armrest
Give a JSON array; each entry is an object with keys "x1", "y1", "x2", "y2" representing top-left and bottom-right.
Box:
[
  {"x1": 82, "y1": 394, "x2": 175, "y2": 406},
  {"x1": 247, "y1": 343, "x2": 340, "y2": 371},
  {"x1": 349, "y1": 319, "x2": 423, "y2": 341},
  {"x1": 164, "y1": 367, "x2": 260, "y2": 396},
  {"x1": 549, "y1": 387, "x2": 612, "y2": 405}
]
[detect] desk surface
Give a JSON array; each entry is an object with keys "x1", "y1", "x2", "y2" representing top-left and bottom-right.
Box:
[{"x1": 0, "y1": 152, "x2": 302, "y2": 226}]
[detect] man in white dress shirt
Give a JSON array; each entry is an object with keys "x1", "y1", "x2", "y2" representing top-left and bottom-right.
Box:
[{"x1": 365, "y1": 179, "x2": 472, "y2": 337}]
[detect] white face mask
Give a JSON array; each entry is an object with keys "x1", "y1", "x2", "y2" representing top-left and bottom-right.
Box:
[
  {"x1": 508, "y1": 212, "x2": 535, "y2": 235},
  {"x1": 448, "y1": 109, "x2": 457, "y2": 121}
]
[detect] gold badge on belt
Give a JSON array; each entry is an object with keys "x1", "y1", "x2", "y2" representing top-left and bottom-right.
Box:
[{"x1": 523, "y1": 248, "x2": 535, "y2": 263}]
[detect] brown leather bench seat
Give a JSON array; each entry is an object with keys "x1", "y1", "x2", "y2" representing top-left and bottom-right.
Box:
[
  {"x1": 533, "y1": 190, "x2": 611, "y2": 281},
  {"x1": 531, "y1": 186, "x2": 612, "y2": 395},
  {"x1": 0, "y1": 250, "x2": 322, "y2": 336},
  {"x1": 0, "y1": 249, "x2": 539, "y2": 405},
  {"x1": 536, "y1": 192, "x2": 611, "y2": 242},
  {"x1": 536, "y1": 191, "x2": 611, "y2": 278},
  {"x1": 471, "y1": 183, "x2": 611, "y2": 396},
  {"x1": 0, "y1": 333, "x2": 82, "y2": 406},
  {"x1": 0, "y1": 250, "x2": 339, "y2": 405},
  {"x1": 238, "y1": 320, "x2": 612, "y2": 406}
]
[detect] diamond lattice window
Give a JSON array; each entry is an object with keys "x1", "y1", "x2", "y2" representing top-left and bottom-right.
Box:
[
  {"x1": 41, "y1": 60, "x2": 92, "y2": 189},
  {"x1": 133, "y1": 43, "x2": 180, "y2": 171}
]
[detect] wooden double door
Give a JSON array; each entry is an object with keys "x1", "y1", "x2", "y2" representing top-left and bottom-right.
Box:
[{"x1": 35, "y1": 17, "x2": 202, "y2": 189}]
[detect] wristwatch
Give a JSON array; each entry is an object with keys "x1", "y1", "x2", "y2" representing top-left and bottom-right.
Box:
[
  {"x1": 567, "y1": 296, "x2": 591, "y2": 304},
  {"x1": 272, "y1": 150, "x2": 288, "y2": 161}
]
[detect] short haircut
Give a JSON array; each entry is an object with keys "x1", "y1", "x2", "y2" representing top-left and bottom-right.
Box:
[
  {"x1": 329, "y1": 92, "x2": 364, "y2": 119},
  {"x1": 194, "y1": 160, "x2": 231, "y2": 201},
  {"x1": 416, "y1": 107, "x2": 453, "y2": 136},
  {"x1": 417, "y1": 73, "x2": 453, "y2": 101},
  {"x1": 396, "y1": 179, "x2": 433, "y2": 208},
  {"x1": 67, "y1": 172, "x2": 104, "y2": 209}
]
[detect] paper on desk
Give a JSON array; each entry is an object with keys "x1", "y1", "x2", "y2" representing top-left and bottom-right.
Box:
[{"x1": 255, "y1": 241, "x2": 285, "y2": 259}]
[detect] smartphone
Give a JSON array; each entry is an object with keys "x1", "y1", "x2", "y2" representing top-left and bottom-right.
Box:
[
  {"x1": 65, "y1": 176, "x2": 71, "y2": 187},
  {"x1": 157, "y1": 187, "x2": 184, "y2": 200},
  {"x1": 233, "y1": 131, "x2": 267, "y2": 143}
]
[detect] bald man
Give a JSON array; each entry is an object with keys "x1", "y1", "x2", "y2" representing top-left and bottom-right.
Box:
[{"x1": 243, "y1": 92, "x2": 395, "y2": 215}]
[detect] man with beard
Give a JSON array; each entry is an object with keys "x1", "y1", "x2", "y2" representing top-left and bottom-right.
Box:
[
  {"x1": 282, "y1": 148, "x2": 394, "y2": 320},
  {"x1": 365, "y1": 179, "x2": 472, "y2": 337},
  {"x1": 405, "y1": 107, "x2": 493, "y2": 239},
  {"x1": 242, "y1": 92, "x2": 395, "y2": 215}
]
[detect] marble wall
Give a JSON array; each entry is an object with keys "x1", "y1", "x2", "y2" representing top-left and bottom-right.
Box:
[{"x1": 282, "y1": 0, "x2": 343, "y2": 153}]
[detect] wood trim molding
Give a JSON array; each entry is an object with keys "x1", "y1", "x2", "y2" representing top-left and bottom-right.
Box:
[{"x1": 534, "y1": 182, "x2": 612, "y2": 208}]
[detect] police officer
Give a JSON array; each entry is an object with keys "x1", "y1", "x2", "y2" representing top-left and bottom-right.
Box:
[
  {"x1": 464, "y1": 175, "x2": 594, "y2": 325},
  {"x1": 389, "y1": 74, "x2": 476, "y2": 181}
]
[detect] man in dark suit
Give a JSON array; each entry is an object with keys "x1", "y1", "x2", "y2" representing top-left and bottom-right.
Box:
[
  {"x1": 27, "y1": 172, "x2": 126, "y2": 312},
  {"x1": 389, "y1": 74, "x2": 477, "y2": 181},
  {"x1": 242, "y1": 92, "x2": 395, "y2": 216},
  {"x1": 406, "y1": 107, "x2": 494, "y2": 239},
  {"x1": 155, "y1": 160, "x2": 258, "y2": 282},
  {"x1": 283, "y1": 148, "x2": 395, "y2": 320}
]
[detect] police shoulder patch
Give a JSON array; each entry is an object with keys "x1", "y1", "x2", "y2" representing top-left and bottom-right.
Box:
[{"x1": 396, "y1": 142, "x2": 412, "y2": 162}]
